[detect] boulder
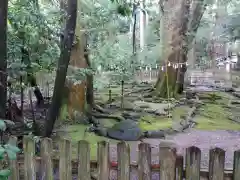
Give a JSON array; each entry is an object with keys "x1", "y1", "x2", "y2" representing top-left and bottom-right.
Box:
[{"x1": 107, "y1": 120, "x2": 143, "y2": 141}]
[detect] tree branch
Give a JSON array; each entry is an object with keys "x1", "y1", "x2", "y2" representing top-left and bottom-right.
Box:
[
  {"x1": 187, "y1": 0, "x2": 207, "y2": 45},
  {"x1": 159, "y1": 0, "x2": 164, "y2": 14}
]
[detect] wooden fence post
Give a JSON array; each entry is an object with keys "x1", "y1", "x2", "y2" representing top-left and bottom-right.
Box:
[
  {"x1": 8, "y1": 136, "x2": 19, "y2": 180},
  {"x1": 209, "y1": 148, "x2": 225, "y2": 180},
  {"x1": 159, "y1": 144, "x2": 177, "y2": 180},
  {"x1": 23, "y1": 136, "x2": 36, "y2": 180},
  {"x1": 117, "y1": 141, "x2": 130, "y2": 180},
  {"x1": 233, "y1": 150, "x2": 240, "y2": 180},
  {"x1": 40, "y1": 138, "x2": 53, "y2": 180},
  {"x1": 77, "y1": 140, "x2": 90, "y2": 180},
  {"x1": 59, "y1": 139, "x2": 72, "y2": 180},
  {"x1": 185, "y1": 146, "x2": 201, "y2": 180},
  {"x1": 176, "y1": 156, "x2": 183, "y2": 180},
  {"x1": 138, "y1": 143, "x2": 151, "y2": 180},
  {"x1": 97, "y1": 141, "x2": 110, "y2": 180}
]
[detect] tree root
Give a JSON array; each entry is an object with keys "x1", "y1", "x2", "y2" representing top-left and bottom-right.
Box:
[
  {"x1": 89, "y1": 111, "x2": 125, "y2": 122},
  {"x1": 93, "y1": 104, "x2": 110, "y2": 114}
]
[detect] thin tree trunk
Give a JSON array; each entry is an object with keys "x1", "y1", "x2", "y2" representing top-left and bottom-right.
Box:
[
  {"x1": 44, "y1": 0, "x2": 77, "y2": 137},
  {"x1": 237, "y1": 53, "x2": 240, "y2": 70},
  {"x1": 84, "y1": 34, "x2": 94, "y2": 114},
  {"x1": 22, "y1": 48, "x2": 44, "y2": 106},
  {"x1": 0, "y1": 0, "x2": 8, "y2": 118},
  {"x1": 131, "y1": 2, "x2": 137, "y2": 70}
]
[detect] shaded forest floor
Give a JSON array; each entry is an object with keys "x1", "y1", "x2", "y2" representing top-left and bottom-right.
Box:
[
  {"x1": 55, "y1": 81, "x2": 240, "y2": 160},
  {"x1": 4, "y1": 70, "x2": 240, "y2": 177}
]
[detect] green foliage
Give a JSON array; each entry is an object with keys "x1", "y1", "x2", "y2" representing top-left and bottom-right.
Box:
[
  {"x1": 0, "y1": 120, "x2": 20, "y2": 179},
  {"x1": 208, "y1": 93, "x2": 222, "y2": 103},
  {"x1": 0, "y1": 169, "x2": 11, "y2": 180},
  {"x1": 109, "y1": 0, "x2": 132, "y2": 16},
  {"x1": 7, "y1": 0, "x2": 61, "y2": 86}
]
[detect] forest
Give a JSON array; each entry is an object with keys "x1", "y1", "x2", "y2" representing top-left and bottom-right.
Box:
[{"x1": 0, "y1": 0, "x2": 240, "y2": 178}]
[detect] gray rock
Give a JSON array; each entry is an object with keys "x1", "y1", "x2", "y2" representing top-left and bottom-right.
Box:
[
  {"x1": 95, "y1": 127, "x2": 108, "y2": 137},
  {"x1": 107, "y1": 120, "x2": 143, "y2": 141},
  {"x1": 122, "y1": 112, "x2": 141, "y2": 119},
  {"x1": 144, "y1": 130, "x2": 165, "y2": 138}
]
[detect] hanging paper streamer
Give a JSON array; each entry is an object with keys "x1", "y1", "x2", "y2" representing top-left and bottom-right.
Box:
[{"x1": 138, "y1": 61, "x2": 189, "y2": 72}]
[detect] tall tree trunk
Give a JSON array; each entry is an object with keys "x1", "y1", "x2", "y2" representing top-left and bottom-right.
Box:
[
  {"x1": 188, "y1": 39, "x2": 196, "y2": 69},
  {"x1": 44, "y1": 0, "x2": 77, "y2": 137},
  {"x1": 0, "y1": 0, "x2": 8, "y2": 118},
  {"x1": 155, "y1": 0, "x2": 206, "y2": 97},
  {"x1": 155, "y1": 0, "x2": 190, "y2": 97},
  {"x1": 66, "y1": 0, "x2": 88, "y2": 118},
  {"x1": 177, "y1": 0, "x2": 206, "y2": 93}
]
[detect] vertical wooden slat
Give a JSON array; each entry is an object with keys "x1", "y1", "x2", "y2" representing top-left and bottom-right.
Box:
[
  {"x1": 23, "y1": 136, "x2": 36, "y2": 180},
  {"x1": 40, "y1": 138, "x2": 53, "y2": 180},
  {"x1": 176, "y1": 156, "x2": 183, "y2": 180},
  {"x1": 117, "y1": 141, "x2": 130, "y2": 180},
  {"x1": 159, "y1": 144, "x2": 177, "y2": 180},
  {"x1": 8, "y1": 136, "x2": 19, "y2": 180},
  {"x1": 233, "y1": 150, "x2": 240, "y2": 180},
  {"x1": 77, "y1": 140, "x2": 90, "y2": 180},
  {"x1": 138, "y1": 143, "x2": 151, "y2": 180},
  {"x1": 59, "y1": 139, "x2": 72, "y2": 180},
  {"x1": 209, "y1": 148, "x2": 225, "y2": 180},
  {"x1": 185, "y1": 146, "x2": 201, "y2": 180},
  {"x1": 97, "y1": 141, "x2": 110, "y2": 180}
]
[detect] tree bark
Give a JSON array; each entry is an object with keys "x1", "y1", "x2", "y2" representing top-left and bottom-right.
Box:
[
  {"x1": 44, "y1": 0, "x2": 77, "y2": 137},
  {"x1": 84, "y1": 34, "x2": 94, "y2": 120},
  {"x1": 66, "y1": 0, "x2": 88, "y2": 118},
  {"x1": 155, "y1": 0, "x2": 190, "y2": 97},
  {"x1": 0, "y1": 0, "x2": 8, "y2": 119},
  {"x1": 155, "y1": 0, "x2": 206, "y2": 97}
]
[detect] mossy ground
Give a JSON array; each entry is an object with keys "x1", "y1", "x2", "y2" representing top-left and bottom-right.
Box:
[
  {"x1": 195, "y1": 92, "x2": 240, "y2": 130},
  {"x1": 67, "y1": 124, "x2": 119, "y2": 160},
  {"x1": 59, "y1": 88, "x2": 240, "y2": 160},
  {"x1": 59, "y1": 102, "x2": 190, "y2": 159},
  {"x1": 138, "y1": 106, "x2": 191, "y2": 131}
]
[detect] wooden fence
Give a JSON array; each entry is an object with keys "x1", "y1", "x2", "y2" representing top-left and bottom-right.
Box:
[{"x1": 4, "y1": 137, "x2": 240, "y2": 180}]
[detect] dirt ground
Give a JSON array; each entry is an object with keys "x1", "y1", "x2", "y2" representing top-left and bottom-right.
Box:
[
  {"x1": 107, "y1": 129, "x2": 240, "y2": 169},
  {"x1": 99, "y1": 129, "x2": 240, "y2": 180}
]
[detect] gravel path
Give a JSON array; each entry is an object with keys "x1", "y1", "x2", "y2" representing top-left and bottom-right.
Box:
[{"x1": 106, "y1": 129, "x2": 240, "y2": 180}]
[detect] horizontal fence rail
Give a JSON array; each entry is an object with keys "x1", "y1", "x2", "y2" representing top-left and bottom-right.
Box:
[{"x1": 3, "y1": 136, "x2": 240, "y2": 180}]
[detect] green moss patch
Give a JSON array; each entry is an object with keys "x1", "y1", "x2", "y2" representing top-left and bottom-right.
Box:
[
  {"x1": 138, "y1": 116, "x2": 172, "y2": 131},
  {"x1": 138, "y1": 106, "x2": 191, "y2": 131},
  {"x1": 195, "y1": 103, "x2": 240, "y2": 130},
  {"x1": 67, "y1": 124, "x2": 119, "y2": 160}
]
